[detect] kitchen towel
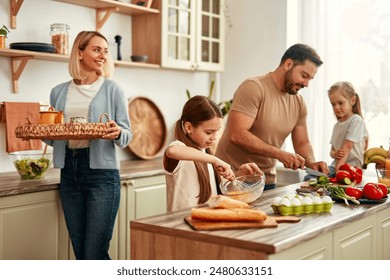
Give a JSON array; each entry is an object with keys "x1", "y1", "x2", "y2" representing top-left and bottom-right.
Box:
[{"x1": 3, "y1": 102, "x2": 42, "y2": 152}]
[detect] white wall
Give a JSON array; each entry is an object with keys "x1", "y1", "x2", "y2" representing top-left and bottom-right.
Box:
[{"x1": 221, "y1": 0, "x2": 287, "y2": 101}]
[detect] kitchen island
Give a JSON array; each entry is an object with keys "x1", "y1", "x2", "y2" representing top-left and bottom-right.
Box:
[{"x1": 130, "y1": 183, "x2": 390, "y2": 260}]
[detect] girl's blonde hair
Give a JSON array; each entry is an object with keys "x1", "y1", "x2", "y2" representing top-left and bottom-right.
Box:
[
  {"x1": 328, "y1": 81, "x2": 363, "y2": 119},
  {"x1": 174, "y1": 95, "x2": 223, "y2": 204},
  {"x1": 68, "y1": 31, "x2": 114, "y2": 80}
]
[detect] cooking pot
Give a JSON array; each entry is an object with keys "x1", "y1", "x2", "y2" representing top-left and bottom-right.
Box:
[{"x1": 39, "y1": 106, "x2": 64, "y2": 124}]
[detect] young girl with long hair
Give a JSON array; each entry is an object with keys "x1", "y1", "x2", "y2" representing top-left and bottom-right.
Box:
[{"x1": 163, "y1": 95, "x2": 261, "y2": 212}]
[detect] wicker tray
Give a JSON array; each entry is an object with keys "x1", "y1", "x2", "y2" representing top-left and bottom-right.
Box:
[{"x1": 15, "y1": 113, "x2": 112, "y2": 140}]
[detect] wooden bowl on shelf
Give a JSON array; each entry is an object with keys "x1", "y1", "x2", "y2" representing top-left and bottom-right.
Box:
[{"x1": 131, "y1": 55, "x2": 148, "y2": 63}]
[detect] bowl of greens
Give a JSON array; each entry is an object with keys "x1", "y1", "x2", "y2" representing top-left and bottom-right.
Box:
[{"x1": 9, "y1": 150, "x2": 53, "y2": 179}]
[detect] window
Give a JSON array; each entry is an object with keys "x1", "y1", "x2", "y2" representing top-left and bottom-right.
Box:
[{"x1": 287, "y1": 0, "x2": 390, "y2": 167}]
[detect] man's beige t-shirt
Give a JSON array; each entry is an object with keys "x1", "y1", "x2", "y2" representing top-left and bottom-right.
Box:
[{"x1": 216, "y1": 73, "x2": 307, "y2": 184}]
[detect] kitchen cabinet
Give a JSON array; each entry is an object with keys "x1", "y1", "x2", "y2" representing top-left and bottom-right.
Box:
[
  {"x1": 133, "y1": 0, "x2": 225, "y2": 71},
  {"x1": 0, "y1": 190, "x2": 69, "y2": 260},
  {"x1": 1, "y1": 0, "x2": 160, "y2": 93},
  {"x1": 111, "y1": 175, "x2": 166, "y2": 260},
  {"x1": 377, "y1": 207, "x2": 390, "y2": 259}
]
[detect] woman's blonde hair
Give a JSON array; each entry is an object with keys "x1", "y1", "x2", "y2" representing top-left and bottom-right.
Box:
[{"x1": 68, "y1": 31, "x2": 114, "y2": 80}]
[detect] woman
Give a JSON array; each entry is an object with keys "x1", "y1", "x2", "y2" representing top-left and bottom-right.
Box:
[{"x1": 46, "y1": 31, "x2": 132, "y2": 259}]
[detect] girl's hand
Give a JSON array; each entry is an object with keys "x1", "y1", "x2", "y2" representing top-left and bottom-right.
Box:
[
  {"x1": 215, "y1": 160, "x2": 235, "y2": 181},
  {"x1": 102, "y1": 120, "x2": 122, "y2": 140},
  {"x1": 237, "y1": 162, "x2": 262, "y2": 176}
]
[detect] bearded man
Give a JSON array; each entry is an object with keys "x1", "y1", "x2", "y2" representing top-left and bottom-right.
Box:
[{"x1": 216, "y1": 44, "x2": 329, "y2": 190}]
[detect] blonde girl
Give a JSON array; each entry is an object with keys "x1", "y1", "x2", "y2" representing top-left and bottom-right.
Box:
[{"x1": 328, "y1": 81, "x2": 368, "y2": 173}]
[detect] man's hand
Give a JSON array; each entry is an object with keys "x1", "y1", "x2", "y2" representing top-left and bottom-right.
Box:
[
  {"x1": 278, "y1": 151, "x2": 305, "y2": 170},
  {"x1": 306, "y1": 161, "x2": 329, "y2": 175}
]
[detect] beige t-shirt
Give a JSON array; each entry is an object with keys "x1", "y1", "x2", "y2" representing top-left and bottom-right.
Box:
[
  {"x1": 216, "y1": 73, "x2": 307, "y2": 184},
  {"x1": 164, "y1": 140, "x2": 218, "y2": 212}
]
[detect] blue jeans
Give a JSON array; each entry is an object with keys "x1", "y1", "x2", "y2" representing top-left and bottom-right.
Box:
[{"x1": 60, "y1": 147, "x2": 120, "y2": 260}]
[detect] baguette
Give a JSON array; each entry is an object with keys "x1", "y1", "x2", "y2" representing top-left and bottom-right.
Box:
[
  {"x1": 191, "y1": 208, "x2": 267, "y2": 222},
  {"x1": 208, "y1": 195, "x2": 250, "y2": 209}
]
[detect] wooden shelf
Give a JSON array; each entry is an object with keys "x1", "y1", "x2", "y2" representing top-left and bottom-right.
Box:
[
  {"x1": 54, "y1": 0, "x2": 159, "y2": 16},
  {"x1": 0, "y1": 48, "x2": 160, "y2": 93}
]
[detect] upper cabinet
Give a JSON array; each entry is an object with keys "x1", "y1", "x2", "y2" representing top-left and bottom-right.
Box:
[{"x1": 133, "y1": 0, "x2": 225, "y2": 72}]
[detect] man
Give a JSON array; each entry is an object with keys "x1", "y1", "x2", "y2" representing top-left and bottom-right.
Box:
[{"x1": 216, "y1": 44, "x2": 329, "y2": 190}]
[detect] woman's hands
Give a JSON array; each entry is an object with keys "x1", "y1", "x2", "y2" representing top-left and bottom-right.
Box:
[{"x1": 102, "y1": 120, "x2": 122, "y2": 140}]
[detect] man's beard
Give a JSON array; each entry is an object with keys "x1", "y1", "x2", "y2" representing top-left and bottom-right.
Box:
[{"x1": 284, "y1": 69, "x2": 303, "y2": 95}]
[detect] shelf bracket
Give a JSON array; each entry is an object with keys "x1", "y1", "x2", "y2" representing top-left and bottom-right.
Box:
[
  {"x1": 10, "y1": 0, "x2": 24, "y2": 29},
  {"x1": 10, "y1": 56, "x2": 31, "y2": 93},
  {"x1": 96, "y1": 7, "x2": 119, "y2": 32}
]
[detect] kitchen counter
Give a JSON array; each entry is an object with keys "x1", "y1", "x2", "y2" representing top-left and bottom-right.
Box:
[
  {"x1": 130, "y1": 183, "x2": 390, "y2": 260},
  {"x1": 0, "y1": 157, "x2": 164, "y2": 197}
]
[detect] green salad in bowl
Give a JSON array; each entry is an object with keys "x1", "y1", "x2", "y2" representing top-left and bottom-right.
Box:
[{"x1": 9, "y1": 150, "x2": 53, "y2": 179}]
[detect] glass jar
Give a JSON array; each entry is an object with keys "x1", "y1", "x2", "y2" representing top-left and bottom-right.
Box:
[{"x1": 50, "y1": 23, "x2": 69, "y2": 55}]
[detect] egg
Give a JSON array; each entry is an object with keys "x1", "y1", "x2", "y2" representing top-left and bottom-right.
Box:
[
  {"x1": 290, "y1": 197, "x2": 302, "y2": 206},
  {"x1": 279, "y1": 197, "x2": 291, "y2": 206},
  {"x1": 272, "y1": 196, "x2": 282, "y2": 206},
  {"x1": 301, "y1": 196, "x2": 313, "y2": 205},
  {"x1": 312, "y1": 196, "x2": 322, "y2": 205},
  {"x1": 321, "y1": 195, "x2": 333, "y2": 203}
]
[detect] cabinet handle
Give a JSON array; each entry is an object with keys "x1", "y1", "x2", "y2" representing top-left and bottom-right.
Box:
[{"x1": 121, "y1": 179, "x2": 134, "y2": 187}]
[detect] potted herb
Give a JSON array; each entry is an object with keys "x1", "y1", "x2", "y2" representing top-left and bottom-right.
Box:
[{"x1": 0, "y1": 25, "x2": 10, "y2": 48}]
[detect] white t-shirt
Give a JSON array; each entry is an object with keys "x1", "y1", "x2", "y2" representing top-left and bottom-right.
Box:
[
  {"x1": 65, "y1": 76, "x2": 105, "y2": 149},
  {"x1": 330, "y1": 114, "x2": 368, "y2": 167},
  {"x1": 164, "y1": 140, "x2": 218, "y2": 212}
]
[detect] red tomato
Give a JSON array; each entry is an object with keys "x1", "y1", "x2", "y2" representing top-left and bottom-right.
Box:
[
  {"x1": 329, "y1": 177, "x2": 338, "y2": 183},
  {"x1": 336, "y1": 170, "x2": 352, "y2": 184},
  {"x1": 345, "y1": 187, "x2": 363, "y2": 200},
  {"x1": 362, "y1": 183, "x2": 384, "y2": 200},
  {"x1": 377, "y1": 183, "x2": 388, "y2": 198},
  {"x1": 339, "y1": 164, "x2": 357, "y2": 181},
  {"x1": 354, "y1": 167, "x2": 363, "y2": 184}
]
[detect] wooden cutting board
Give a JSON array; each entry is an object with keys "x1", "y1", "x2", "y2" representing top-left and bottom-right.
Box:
[{"x1": 184, "y1": 215, "x2": 300, "y2": 231}]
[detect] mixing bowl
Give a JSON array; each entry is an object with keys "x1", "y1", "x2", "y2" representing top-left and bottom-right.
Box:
[
  {"x1": 219, "y1": 171, "x2": 265, "y2": 203},
  {"x1": 9, "y1": 150, "x2": 53, "y2": 179}
]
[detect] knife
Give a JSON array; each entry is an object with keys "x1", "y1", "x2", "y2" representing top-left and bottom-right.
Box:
[{"x1": 305, "y1": 167, "x2": 327, "y2": 177}]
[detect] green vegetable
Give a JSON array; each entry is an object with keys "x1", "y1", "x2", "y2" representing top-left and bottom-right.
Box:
[
  {"x1": 324, "y1": 185, "x2": 360, "y2": 205},
  {"x1": 14, "y1": 157, "x2": 50, "y2": 179}
]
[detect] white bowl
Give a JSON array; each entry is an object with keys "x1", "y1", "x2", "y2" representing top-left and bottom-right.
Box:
[
  {"x1": 219, "y1": 171, "x2": 265, "y2": 203},
  {"x1": 9, "y1": 150, "x2": 53, "y2": 179}
]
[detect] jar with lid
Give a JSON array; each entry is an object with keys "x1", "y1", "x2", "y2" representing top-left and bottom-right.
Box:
[{"x1": 50, "y1": 23, "x2": 69, "y2": 55}]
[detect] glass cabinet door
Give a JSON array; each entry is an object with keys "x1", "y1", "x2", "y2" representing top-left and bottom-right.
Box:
[
  {"x1": 197, "y1": 0, "x2": 224, "y2": 70},
  {"x1": 162, "y1": 0, "x2": 224, "y2": 71},
  {"x1": 162, "y1": 0, "x2": 196, "y2": 69}
]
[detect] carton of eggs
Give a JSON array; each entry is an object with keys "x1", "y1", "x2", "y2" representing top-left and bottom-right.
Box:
[{"x1": 271, "y1": 194, "x2": 334, "y2": 216}]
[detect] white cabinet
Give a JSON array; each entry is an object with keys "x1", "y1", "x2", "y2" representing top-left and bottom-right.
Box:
[
  {"x1": 377, "y1": 207, "x2": 390, "y2": 259},
  {"x1": 0, "y1": 190, "x2": 69, "y2": 260},
  {"x1": 269, "y1": 208, "x2": 390, "y2": 260},
  {"x1": 111, "y1": 175, "x2": 166, "y2": 260},
  {"x1": 333, "y1": 214, "x2": 377, "y2": 259},
  {"x1": 268, "y1": 232, "x2": 333, "y2": 260},
  {"x1": 133, "y1": 0, "x2": 225, "y2": 72}
]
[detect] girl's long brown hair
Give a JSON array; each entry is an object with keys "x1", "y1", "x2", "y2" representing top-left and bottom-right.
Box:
[{"x1": 174, "y1": 95, "x2": 223, "y2": 204}]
